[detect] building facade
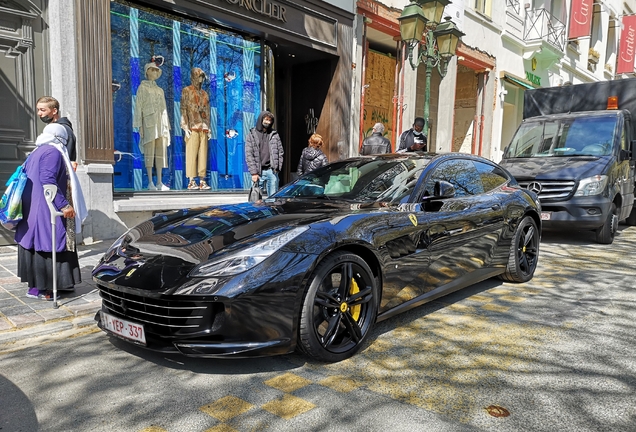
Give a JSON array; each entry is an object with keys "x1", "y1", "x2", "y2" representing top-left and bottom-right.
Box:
[
  {"x1": 1, "y1": 0, "x2": 357, "y2": 244},
  {"x1": 3, "y1": 0, "x2": 636, "y2": 244},
  {"x1": 466, "y1": 0, "x2": 636, "y2": 161}
]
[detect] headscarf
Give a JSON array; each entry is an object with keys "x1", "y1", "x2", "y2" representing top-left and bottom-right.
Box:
[{"x1": 35, "y1": 123, "x2": 88, "y2": 233}]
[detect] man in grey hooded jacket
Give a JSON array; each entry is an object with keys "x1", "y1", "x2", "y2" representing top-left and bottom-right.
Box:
[{"x1": 245, "y1": 111, "x2": 284, "y2": 196}]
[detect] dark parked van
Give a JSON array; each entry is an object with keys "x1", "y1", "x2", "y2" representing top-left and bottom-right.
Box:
[{"x1": 500, "y1": 79, "x2": 636, "y2": 244}]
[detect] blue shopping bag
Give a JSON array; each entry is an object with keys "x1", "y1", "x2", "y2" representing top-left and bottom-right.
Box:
[{"x1": 0, "y1": 163, "x2": 28, "y2": 231}]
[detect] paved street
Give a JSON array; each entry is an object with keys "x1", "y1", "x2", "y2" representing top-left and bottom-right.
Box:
[{"x1": 1, "y1": 227, "x2": 635, "y2": 431}]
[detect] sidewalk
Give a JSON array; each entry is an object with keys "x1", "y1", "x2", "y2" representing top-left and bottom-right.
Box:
[{"x1": 0, "y1": 241, "x2": 112, "y2": 345}]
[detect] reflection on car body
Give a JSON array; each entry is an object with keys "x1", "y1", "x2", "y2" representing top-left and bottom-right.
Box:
[{"x1": 92, "y1": 153, "x2": 542, "y2": 362}]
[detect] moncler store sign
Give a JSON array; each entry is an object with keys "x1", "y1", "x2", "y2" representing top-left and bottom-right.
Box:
[{"x1": 225, "y1": 0, "x2": 287, "y2": 22}]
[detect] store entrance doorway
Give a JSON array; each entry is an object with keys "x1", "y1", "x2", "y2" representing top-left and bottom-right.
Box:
[{"x1": 274, "y1": 44, "x2": 336, "y2": 185}]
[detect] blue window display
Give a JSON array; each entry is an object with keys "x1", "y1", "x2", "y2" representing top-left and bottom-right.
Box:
[{"x1": 110, "y1": 2, "x2": 261, "y2": 192}]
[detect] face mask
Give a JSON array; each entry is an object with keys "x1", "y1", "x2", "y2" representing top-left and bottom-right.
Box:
[
  {"x1": 413, "y1": 130, "x2": 422, "y2": 136},
  {"x1": 262, "y1": 121, "x2": 271, "y2": 128},
  {"x1": 40, "y1": 115, "x2": 54, "y2": 124}
]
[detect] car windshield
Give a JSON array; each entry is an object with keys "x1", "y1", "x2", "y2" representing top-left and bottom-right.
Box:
[
  {"x1": 504, "y1": 115, "x2": 618, "y2": 158},
  {"x1": 274, "y1": 157, "x2": 431, "y2": 203}
]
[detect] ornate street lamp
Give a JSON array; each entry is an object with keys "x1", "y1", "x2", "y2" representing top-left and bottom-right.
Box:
[{"x1": 398, "y1": 0, "x2": 464, "y2": 137}]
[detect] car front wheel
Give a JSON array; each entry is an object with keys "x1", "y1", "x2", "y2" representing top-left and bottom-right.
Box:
[
  {"x1": 498, "y1": 215, "x2": 540, "y2": 283},
  {"x1": 298, "y1": 251, "x2": 378, "y2": 362}
]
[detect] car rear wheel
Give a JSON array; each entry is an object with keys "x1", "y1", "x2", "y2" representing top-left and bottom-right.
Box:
[
  {"x1": 298, "y1": 251, "x2": 378, "y2": 362},
  {"x1": 498, "y1": 216, "x2": 539, "y2": 283},
  {"x1": 595, "y1": 203, "x2": 618, "y2": 244}
]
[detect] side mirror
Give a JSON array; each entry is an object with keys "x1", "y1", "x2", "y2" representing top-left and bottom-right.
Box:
[
  {"x1": 434, "y1": 180, "x2": 456, "y2": 199},
  {"x1": 422, "y1": 180, "x2": 456, "y2": 202},
  {"x1": 630, "y1": 139, "x2": 636, "y2": 161}
]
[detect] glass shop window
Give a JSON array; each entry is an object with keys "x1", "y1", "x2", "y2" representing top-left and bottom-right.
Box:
[{"x1": 110, "y1": 1, "x2": 262, "y2": 193}]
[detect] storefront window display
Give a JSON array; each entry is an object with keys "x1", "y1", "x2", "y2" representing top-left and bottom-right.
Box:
[{"x1": 110, "y1": 1, "x2": 262, "y2": 192}]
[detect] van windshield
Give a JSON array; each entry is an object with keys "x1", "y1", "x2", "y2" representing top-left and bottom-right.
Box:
[{"x1": 504, "y1": 116, "x2": 618, "y2": 158}]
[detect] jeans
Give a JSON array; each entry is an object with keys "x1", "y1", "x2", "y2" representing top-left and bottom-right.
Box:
[{"x1": 259, "y1": 168, "x2": 279, "y2": 197}]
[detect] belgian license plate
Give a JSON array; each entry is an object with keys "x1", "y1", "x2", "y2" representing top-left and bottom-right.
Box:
[
  {"x1": 540, "y1": 212, "x2": 551, "y2": 221},
  {"x1": 101, "y1": 311, "x2": 146, "y2": 344}
]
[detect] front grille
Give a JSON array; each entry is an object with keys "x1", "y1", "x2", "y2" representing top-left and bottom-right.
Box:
[
  {"x1": 518, "y1": 180, "x2": 576, "y2": 201},
  {"x1": 98, "y1": 285, "x2": 224, "y2": 335}
]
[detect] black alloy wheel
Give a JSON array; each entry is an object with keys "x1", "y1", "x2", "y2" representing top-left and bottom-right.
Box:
[
  {"x1": 596, "y1": 203, "x2": 618, "y2": 244},
  {"x1": 298, "y1": 252, "x2": 378, "y2": 362},
  {"x1": 499, "y1": 216, "x2": 540, "y2": 283}
]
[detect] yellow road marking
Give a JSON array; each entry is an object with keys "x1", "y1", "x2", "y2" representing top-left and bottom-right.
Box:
[
  {"x1": 200, "y1": 396, "x2": 253, "y2": 421},
  {"x1": 262, "y1": 394, "x2": 315, "y2": 419},
  {"x1": 264, "y1": 372, "x2": 312, "y2": 393},
  {"x1": 319, "y1": 375, "x2": 361, "y2": 393},
  {"x1": 500, "y1": 295, "x2": 526, "y2": 303},
  {"x1": 481, "y1": 303, "x2": 510, "y2": 313},
  {"x1": 204, "y1": 425, "x2": 239, "y2": 432}
]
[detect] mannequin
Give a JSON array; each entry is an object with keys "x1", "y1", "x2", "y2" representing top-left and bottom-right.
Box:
[
  {"x1": 133, "y1": 62, "x2": 171, "y2": 191},
  {"x1": 180, "y1": 67, "x2": 211, "y2": 190}
]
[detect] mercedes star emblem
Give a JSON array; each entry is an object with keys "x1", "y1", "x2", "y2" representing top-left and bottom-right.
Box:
[{"x1": 527, "y1": 182, "x2": 542, "y2": 194}]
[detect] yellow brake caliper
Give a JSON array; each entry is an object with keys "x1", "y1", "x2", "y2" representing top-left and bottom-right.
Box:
[{"x1": 349, "y1": 278, "x2": 361, "y2": 321}]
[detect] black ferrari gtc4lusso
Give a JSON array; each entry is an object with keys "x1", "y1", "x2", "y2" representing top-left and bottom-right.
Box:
[{"x1": 92, "y1": 152, "x2": 541, "y2": 362}]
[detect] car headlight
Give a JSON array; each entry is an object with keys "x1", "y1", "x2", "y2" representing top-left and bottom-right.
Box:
[
  {"x1": 189, "y1": 226, "x2": 309, "y2": 277},
  {"x1": 574, "y1": 175, "x2": 608, "y2": 197}
]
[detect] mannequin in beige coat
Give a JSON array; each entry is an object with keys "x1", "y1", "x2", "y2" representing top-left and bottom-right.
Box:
[{"x1": 133, "y1": 62, "x2": 171, "y2": 191}]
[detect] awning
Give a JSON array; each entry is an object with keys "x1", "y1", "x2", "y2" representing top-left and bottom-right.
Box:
[{"x1": 502, "y1": 73, "x2": 537, "y2": 90}]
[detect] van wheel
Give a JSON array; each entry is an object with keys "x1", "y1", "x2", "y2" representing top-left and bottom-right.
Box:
[
  {"x1": 625, "y1": 206, "x2": 636, "y2": 226},
  {"x1": 498, "y1": 216, "x2": 540, "y2": 283},
  {"x1": 596, "y1": 203, "x2": 618, "y2": 244}
]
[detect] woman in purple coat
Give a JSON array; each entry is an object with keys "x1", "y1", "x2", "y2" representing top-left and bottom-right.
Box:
[{"x1": 16, "y1": 123, "x2": 87, "y2": 300}]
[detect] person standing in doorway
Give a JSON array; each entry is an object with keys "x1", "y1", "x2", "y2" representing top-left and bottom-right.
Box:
[
  {"x1": 397, "y1": 117, "x2": 427, "y2": 152},
  {"x1": 360, "y1": 123, "x2": 391, "y2": 155},
  {"x1": 297, "y1": 133, "x2": 328, "y2": 176},
  {"x1": 180, "y1": 67, "x2": 211, "y2": 190},
  {"x1": 36, "y1": 96, "x2": 78, "y2": 171},
  {"x1": 245, "y1": 111, "x2": 284, "y2": 197}
]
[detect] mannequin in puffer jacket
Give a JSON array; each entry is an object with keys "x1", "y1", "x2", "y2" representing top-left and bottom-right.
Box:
[{"x1": 297, "y1": 133, "x2": 329, "y2": 177}]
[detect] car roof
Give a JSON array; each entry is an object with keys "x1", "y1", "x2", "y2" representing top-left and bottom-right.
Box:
[{"x1": 352, "y1": 152, "x2": 497, "y2": 165}]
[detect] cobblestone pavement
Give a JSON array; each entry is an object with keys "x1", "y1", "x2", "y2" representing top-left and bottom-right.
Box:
[{"x1": 0, "y1": 241, "x2": 111, "y2": 343}]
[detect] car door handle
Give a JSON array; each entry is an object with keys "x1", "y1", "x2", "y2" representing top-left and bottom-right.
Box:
[{"x1": 491, "y1": 204, "x2": 501, "y2": 210}]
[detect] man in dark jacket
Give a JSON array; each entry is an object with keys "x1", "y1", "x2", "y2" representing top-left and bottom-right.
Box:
[
  {"x1": 397, "y1": 117, "x2": 427, "y2": 153},
  {"x1": 245, "y1": 110, "x2": 284, "y2": 196},
  {"x1": 360, "y1": 123, "x2": 391, "y2": 155},
  {"x1": 36, "y1": 96, "x2": 78, "y2": 170}
]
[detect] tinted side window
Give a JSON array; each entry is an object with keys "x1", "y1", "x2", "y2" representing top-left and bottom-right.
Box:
[
  {"x1": 473, "y1": 161, "x2": 509, "y2": 192},
  {"x1": 425, "y1": 159, "x2": 484, "y2": 197}
]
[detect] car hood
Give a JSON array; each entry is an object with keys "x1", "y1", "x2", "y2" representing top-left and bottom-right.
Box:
[
  {"x1": 91, "y1": 200, "x2": 367, "y2": 291},
  {"x1": 499, "y1": 156, "x2": 610, "y2": 181}
]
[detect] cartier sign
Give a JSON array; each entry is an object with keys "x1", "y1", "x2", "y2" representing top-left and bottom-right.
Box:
[
  {"x1": 225, "y1": 0, "x2": 287, "y2": 22},
  {"x1": 568, "y1": 0, "x2": 592, "y2": 39},
  {"x1": 617, "y1": 15, "x2": 636, "y2": 74}
]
